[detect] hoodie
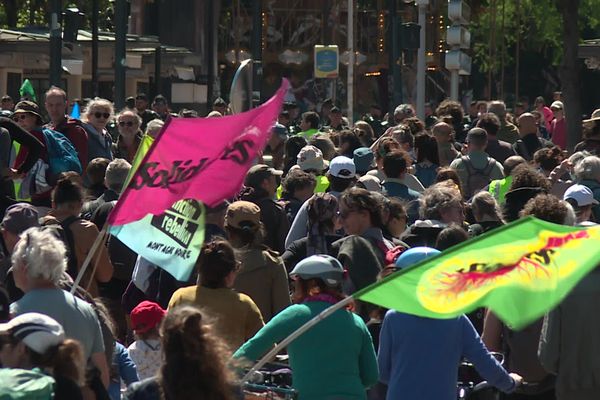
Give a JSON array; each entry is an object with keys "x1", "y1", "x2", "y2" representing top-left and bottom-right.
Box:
[
  {"x1": 233, "y1": 246, "x2": 291, "y2": 322},
  {"x1": 240, "y1": 187, "x2": 290, "y2": 253}
]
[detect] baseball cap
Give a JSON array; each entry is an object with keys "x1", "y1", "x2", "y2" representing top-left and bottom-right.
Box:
[
  {"x1": 563, "y1": 184, "x2": 599, "y2": 207},
  {"x1": 225, "y1": 201, "x2": 261, "y2": 231},
  {"x1": 297, "y1": 145, "x2": 328, "y2": 172},
  {"x1": 328, "y1": 156, "x2": 356, "y2": 179},
  {"x1": 550, "y1": 101, "x2": 564, "y2": 110},
  {"x1": 353, "y1": 147, "x2": 375, "y2": 174},
  {"x1": 0, "y1": 313, "x2": 65, "y2": 354},
  {"x1": 130, "y1": 301, "x2": 166, "y2": 334},
  {"x1": 244, "y1": 164, "x2": 283, "y2": 188},
  {"x1": 1, "y1": 203, "x2": 40, "y2": 235},
  {"x1": 357, "y1": 175, "x2": 382, "y2": 193}
]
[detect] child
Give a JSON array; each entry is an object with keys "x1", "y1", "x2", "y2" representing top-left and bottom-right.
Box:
[{"x1": 127, "y1": 301, "x2": 165, "y2": 380}]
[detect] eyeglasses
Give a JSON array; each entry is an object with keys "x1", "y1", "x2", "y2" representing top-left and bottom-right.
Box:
[
  {"x1": 118, "y1": 120, "x2": 136, "y2": 127},
  {"x1": 94, "y1": 112, "x2": 110, "y2": 119},
  {"x1": 12, "y1": 114, "x2": 28, "y2": 121}
]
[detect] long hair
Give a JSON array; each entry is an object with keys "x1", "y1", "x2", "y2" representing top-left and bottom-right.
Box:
[
  {"x1": 27, "y1": 339, "x2": 85, "y2": 386},
  {"x1": 159, "y1": 306, "x2": 234, "y2": 400}
]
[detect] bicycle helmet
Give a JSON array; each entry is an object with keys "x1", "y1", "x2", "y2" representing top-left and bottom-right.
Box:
[
  {"x1": 289, "y1": 255, "x2": 344, "y2": 287},
  {"x1": 395, "y1": 246, "x2": 440, "y2": 270}
]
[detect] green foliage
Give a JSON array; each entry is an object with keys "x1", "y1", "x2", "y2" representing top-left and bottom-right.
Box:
[
  {"x1": 470, "y1": 0, "x2": 600, "y2": 73},
  {"x1": 0, "y1": 0, "x2": 114, "y2": 30}
]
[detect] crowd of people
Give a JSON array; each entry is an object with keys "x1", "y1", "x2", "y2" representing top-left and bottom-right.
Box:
[{"x1": 0, "y1": 87, "x2": 599, "y2": 400}]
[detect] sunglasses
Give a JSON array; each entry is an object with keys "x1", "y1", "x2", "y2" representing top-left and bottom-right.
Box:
[
  {"x1": 12, "y1": 114, "x2": 28, "y2": 121},
  {"x1": 94, "y1": 112, "x2": 110, "y2": 119},
  {"x1": 118, "y1": 121, "x2": 136, "y2": 127}
]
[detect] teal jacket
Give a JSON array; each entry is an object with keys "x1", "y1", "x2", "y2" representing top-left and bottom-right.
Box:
[{"x1": 234, "y1": 301, "x2": 378, "y2": 400}]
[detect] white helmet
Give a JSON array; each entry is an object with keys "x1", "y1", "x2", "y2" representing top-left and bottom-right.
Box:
[{"x1": 289, "y1": 255, "x2": 344, "y2": 287}]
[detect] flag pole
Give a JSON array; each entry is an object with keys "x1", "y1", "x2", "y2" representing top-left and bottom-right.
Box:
[
  {"x1": 240, "y1": 296, "x2": 354, "y2": 382},
  {"x1": 70, "y1": 225, "x2": 108, "y2": 294}
]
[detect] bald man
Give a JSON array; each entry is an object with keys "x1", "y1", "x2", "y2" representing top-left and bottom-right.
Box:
[
  {"x1": 432, "y1": 122, "x2": 460, "y2": 166},
  {"x1": 513, "y1": 113, "x2": 552, "y2": 161}
]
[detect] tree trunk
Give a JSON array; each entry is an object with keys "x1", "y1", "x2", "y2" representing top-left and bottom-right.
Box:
[
  {"x1": 557, "y1": 0, "x2": 582, "y2": 151},
  {"x1": 5, "y1": 0, "x2": 18, "y2": 28}
]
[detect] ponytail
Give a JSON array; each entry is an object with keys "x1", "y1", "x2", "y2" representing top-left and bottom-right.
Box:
[{"x1": 28, "y1": 339, "x2": 85, "y2": 386}]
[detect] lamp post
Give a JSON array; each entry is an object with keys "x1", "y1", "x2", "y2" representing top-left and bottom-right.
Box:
[
  {"x1": 49, "y1": 0, "x2": 62, "y2": 87},
  {"x1": 416, "y1": 0, "x2": 429, "y2": 120},
  {"x1": 114, "y1": 0, "x2": 127, "y2": 110},
  {"x1": 347, "y1": 0, "x2": 354, "y2": 125}
]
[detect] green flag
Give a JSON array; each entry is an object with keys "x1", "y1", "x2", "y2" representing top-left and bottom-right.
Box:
[
  {"x1": 355, "y1": 217, "x2": 600, "y2": 330},
  {"x1": 19, "y1": 79, "x2": 36, "y2": 102},
  {"x1": 122, "y1": 134, "x2": 154, "y2": 189}
]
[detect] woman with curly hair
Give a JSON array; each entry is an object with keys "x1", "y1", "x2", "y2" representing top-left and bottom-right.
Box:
[{"x1": 124, "y1": 306, "x2": 236, "y2": 400}]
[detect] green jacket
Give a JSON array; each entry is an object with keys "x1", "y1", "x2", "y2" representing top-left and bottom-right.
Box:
[{"x1": 234, "y1": 302, "x2": 378, "y2": 400}]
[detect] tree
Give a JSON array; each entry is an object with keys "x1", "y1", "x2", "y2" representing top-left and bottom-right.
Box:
[
  {"x1": 557, "y1": 0, "x2": 582, "y2": 151},
  {"x1": 471, "y1": 0, "x2": 600, "y2": 150}
]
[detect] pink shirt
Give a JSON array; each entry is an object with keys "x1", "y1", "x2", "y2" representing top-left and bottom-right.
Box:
[{"x1": 551, "y1": 118, "x2": 566, "y2": 149}]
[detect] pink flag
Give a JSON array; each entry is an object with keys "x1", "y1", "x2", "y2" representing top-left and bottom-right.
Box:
[{"x1": 108, "y1": 80, "x2": 289, "y2": 226}]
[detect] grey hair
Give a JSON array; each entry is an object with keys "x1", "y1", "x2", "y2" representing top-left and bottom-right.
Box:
[
  {"x1": 83, "y1": 98, "x2": 115, "y2": 123},
  {"x1": 105, "y1": 158, "x2": 132, "y2": 192},
  {"x1": 487, "y1": 101, "x2": 507, "y2": 118},
  {"x1": 574, "y1": 156, "x2": 600, "y2": 182},
  {"x1": 394, "y1": 104, "x2": 415, "y2": 119},
  {"x1": 117, "y1": 109, "x2": 142, "y2": 127},
  {"x1": 563, "y1": 201, "x2": 577, "y2": 226},
  {"x1": 569, "y1": 151, "x2": 591, "y2": 170},
  {"x1": 12, "y1": 227, "x2": 67, "y2": 285},
  {"x1": 420, "y1": 184, "x2": 462, "y2": 220},
  {"x1": 145, "y1": 118, "x2": 164, "y2": 138}
]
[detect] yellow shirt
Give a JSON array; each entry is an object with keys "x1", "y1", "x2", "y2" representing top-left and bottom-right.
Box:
[{"x1": 168, "y1": 286, "x2": 264, "y2": 351}]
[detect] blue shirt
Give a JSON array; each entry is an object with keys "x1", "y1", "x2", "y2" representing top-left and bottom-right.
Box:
[
  {"x1": 378, "y1": 311, "x2": 515, "y2": 400},
  {"x1": 109, "y1": 342, "x2": 139, "y2": 400},
  {"x1": 382, "y1": 179, "x2": 421, "y2": 202}
]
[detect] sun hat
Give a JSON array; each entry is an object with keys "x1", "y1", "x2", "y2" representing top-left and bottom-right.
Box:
[{"x1": 297, "y1": 145, "x2": 328, "y2": 172}]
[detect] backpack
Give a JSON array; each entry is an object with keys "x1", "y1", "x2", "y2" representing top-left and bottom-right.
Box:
[
  {"x1": 41, "y1": 127, "x2": 82, "y2": 175},
  {"x1": 461, "y1": 156, "x2": 496, "y2": 199},
  {"x1": 0, "y1": 368, "x2": 55, "y2": 400},
  {"x1": 41, "y1": 216, "x2": 80, "y2": 280}
]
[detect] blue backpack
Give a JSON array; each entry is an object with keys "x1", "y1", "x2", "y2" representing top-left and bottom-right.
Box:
[{"x1": 41, "y1": 127, "x2": 82, "y2": 175}]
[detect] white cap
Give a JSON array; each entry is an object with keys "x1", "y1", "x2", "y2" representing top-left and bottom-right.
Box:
[
  {"x1": 563, "y1": 184, "x2": 599, "y2": 207},
  {"x1": 0, "y1": 313, "x2": 65, "y2": 354},
  {"x1": 328, "y1": 156, "x2": 356, "y2": 179},
  {"x1": 357, "y1": 175, "x2": 382, "y2": 193},
  {"x1": 550, "y1": 101, "x2": 564, "y2": 110}
]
